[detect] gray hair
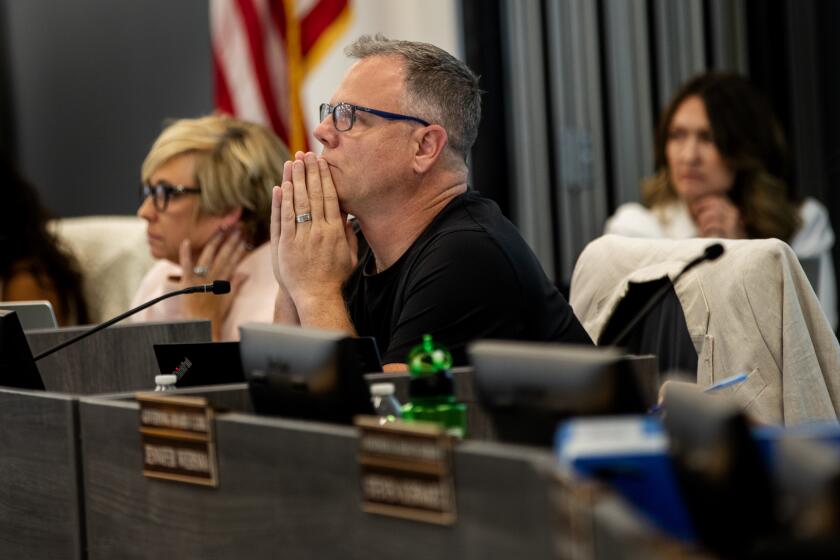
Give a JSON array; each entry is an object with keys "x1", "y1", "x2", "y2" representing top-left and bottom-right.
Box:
[{"x1": 345, "y1": 34, "x2": 481, "y2": 160}]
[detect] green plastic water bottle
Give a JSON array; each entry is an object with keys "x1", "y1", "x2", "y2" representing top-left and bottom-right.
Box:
[{"x1": 400, "y1": 334, "x2": 467, "y2": 438}]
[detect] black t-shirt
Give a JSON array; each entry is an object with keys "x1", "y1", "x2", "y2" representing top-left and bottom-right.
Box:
[{"x1": 343, "y1": 191, "x2": 592, "y2": 365}]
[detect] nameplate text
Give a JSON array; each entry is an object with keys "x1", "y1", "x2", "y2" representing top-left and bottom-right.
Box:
[
  {"x1": 355, "y1": 415, "x2": 456, "y2": 525},
  {"x1": 137, "y1": 393, "x2": 219, "y2": 487}
]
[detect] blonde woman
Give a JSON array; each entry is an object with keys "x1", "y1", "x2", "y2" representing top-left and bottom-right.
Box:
[{"x1": 131, "y1": 114, "x2": 289, "y2": 340}]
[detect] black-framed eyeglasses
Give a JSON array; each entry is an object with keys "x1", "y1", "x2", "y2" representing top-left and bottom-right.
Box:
[
  {"x1": 319, "y1": 102, "x2": 430, "y2": 132},
  {"x1": 140, "y1": 182, "x2": 201, "y2": 212}
]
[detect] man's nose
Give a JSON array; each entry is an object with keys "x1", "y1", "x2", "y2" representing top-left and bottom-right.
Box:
[{"x1": 314, "y1": 115, "x2": 338, "y2": 149}]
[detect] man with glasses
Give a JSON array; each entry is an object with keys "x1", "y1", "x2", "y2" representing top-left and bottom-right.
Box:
[{"x1": 271, "y1": 35, "x2": 591, "y2": 368}]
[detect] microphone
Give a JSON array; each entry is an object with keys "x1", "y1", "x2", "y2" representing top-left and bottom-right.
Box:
[
  {"x1": 32, "y1": 280, "x2": 231, "y2": 362},
  {"x1": 679, "y1": 243, "x2": 724, "y2": 276},
  {"x1": 182, "y1": 280, "x2": 231, "y2": 295},
  {"x1": 610, "y1": 244, "x2": 724, "y2": 348}
]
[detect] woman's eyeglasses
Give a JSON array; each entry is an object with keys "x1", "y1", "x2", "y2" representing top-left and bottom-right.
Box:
[{"x1": 140, "y1": 183, "x2": 201, "y2": 212}]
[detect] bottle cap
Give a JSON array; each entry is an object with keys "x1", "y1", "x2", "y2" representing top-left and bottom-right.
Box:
[
  {"x1": 155, "y1": 374, "x2": 177, "y2": 386},
  {"x1": 370, "y1": 382, "x2": 395, "y2": 396},
  {"x1": 406, "y1": 334, "x2": 452, "y2": 377}
]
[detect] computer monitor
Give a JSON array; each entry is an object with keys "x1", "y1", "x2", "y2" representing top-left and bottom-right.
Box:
[
  {"x1": 0, "y1": 310, "x2": 45, "y2": 390},
  {"x1": 238, "y1": 322, "x2": 381, "y2": 424},
  {"x1": 662, "y1": 383, "x2": 777, "y2": 557},
  {"x1": 468, "y1": 340, "x2": 655, "y2": 446},
  {"x1": 0, "y1": 300, "x2": 58, "y2": 330}
]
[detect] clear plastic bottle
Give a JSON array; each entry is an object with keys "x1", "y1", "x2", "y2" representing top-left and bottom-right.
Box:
[
  {"x1": 154, "y1": 374, "x2": 177, "y2": 392},
  {"x1": 370, "y1": 382, "x2": 402, "y2": 424},
  {"x1": 400, "y1": 334, "x2": 467, "y2": 438}
]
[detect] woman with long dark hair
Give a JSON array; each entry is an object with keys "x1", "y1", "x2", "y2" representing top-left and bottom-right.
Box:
[
  {"x1": 0, "y1": 156, "x2": 89, "y2": 325},
  {"x1": 605, "y1": 72, "x2": 836, "y2": 327}
]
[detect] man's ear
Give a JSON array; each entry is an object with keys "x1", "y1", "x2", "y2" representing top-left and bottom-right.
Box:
[{"x1": 412, "y1": 125, "x2": 448, "y2": 173}]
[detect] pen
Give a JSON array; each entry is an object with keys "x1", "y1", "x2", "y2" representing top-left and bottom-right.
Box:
[{"x1": 703, "y1": 373, "x2": 748, "y2": 393}]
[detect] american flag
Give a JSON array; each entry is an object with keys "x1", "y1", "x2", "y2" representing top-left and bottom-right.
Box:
[{"x1": 211, "y1": 0, "x2": 351, "y2": 152}]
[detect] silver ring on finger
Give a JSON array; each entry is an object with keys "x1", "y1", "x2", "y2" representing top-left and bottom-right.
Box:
[
  {"x1": 192, "y1": 265, "x2": 208, "y2": 277},
  {"x1": 295, "y1": 212, "x2": 312, "y2": 223}
]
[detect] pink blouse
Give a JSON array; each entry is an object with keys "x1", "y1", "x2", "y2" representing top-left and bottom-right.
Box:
[{"x1": 130, "y1": 242, "x2": 277, "y2": 340}]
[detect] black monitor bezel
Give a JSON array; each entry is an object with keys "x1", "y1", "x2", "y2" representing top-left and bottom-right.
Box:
[
  {"x1": 0, "y1": 310, "x2": 45, "y2": 390},
  {"x1": 238, "y1": 323, "x2": 381, "y2": 425},
  {"x1": 469, "y1": 340, "x2": 653, "y2": 446}
]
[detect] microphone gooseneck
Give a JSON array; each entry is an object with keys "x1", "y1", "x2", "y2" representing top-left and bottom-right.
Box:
[
  {"x1": 610, "y1": 243, "x2": 725, "y2": 348},
  {"x1": 678, "y1": 243, "x2": 725, "y2": 276},
  {"x1": 32, "y1": 281, "x2": 230, "y2": 362}
]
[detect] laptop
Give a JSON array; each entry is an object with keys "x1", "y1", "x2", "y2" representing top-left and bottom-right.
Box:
[
  {"x1": 0, "y1": 301, "x2": 58, "y2": 330},
  {"x1": 153, "y1": 341, "x2": 245, "y2": 388}
]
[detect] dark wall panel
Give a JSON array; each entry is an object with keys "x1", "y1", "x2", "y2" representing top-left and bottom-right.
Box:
[
  {"x1": 0, "y1": 4, "x2": 14, "y2": 158},
  {"x1": 2, "y1": 0, "x2": 211, "y2": 217},
  {"x1": 462, "y1": 0, "x2": 511, "y2": 218}
]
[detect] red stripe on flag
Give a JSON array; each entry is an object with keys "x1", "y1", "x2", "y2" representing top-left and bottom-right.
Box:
[
  {"x1": 268, "y1": 0, "x2": 287, "y2": 43},
  {"x1": 212, "y1": 48, "x2": 235, "y2": 115},
  {"x1": 234, "y1": 0, "x2": 289, "y2": 142},
  {"x1": 299, "y1": 0, "x2": 349, "y2": 57}
]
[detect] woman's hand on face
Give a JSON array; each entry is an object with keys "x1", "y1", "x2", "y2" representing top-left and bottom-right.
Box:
[
  {"x1": 689, "y1": 194, "x2": 746, "y2": 239},
  {"x1": 178, "y1": 227, "x2": 250, "y2": 339}
]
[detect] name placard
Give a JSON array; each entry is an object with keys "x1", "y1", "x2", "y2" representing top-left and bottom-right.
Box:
[
  {"x1": 551, "y1": 467, "x2": 601, "y2": 558},
  {"x1": 355, "y1": 416, "x2": 457, "y2": 525},
  {"x1": 137, "y1": 393, "x2": 218, "y2": 487}
]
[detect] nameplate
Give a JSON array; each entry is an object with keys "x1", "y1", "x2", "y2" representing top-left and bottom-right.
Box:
[
  {"x1": 355, "y1": 415, "x2": 457, "y2": 525},
  {"x1": 551, "y1": 467, "x2": 601, "y2": 558},
  {"x1": 551, "y1": 468, "x2": 693, "y2": 556},
  {"x1": 137, "y1": 393, "x2": 219, "y2": 487}
]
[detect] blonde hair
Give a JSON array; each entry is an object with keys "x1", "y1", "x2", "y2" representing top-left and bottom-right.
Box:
[{"x1": 141, "y1": 114, "x2": 290, "y2": 245}]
